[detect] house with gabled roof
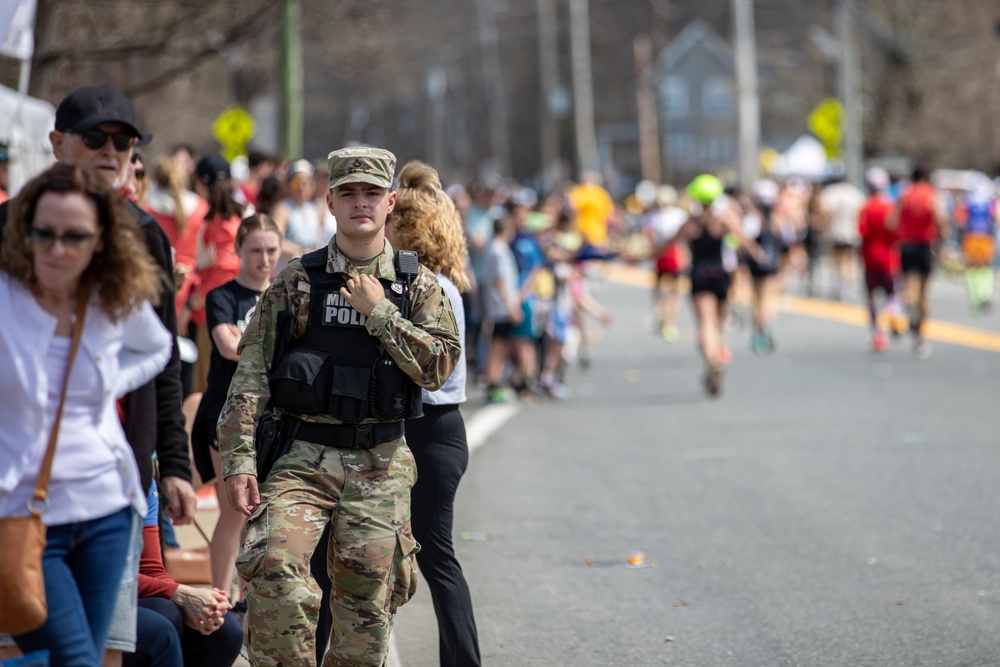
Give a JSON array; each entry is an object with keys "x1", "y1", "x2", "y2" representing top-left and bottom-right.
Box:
[{"x1": 656, "y1": 19, "x2": 739, "y2": 186}]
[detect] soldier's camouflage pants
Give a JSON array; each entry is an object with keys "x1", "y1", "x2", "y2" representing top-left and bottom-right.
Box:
[{"x1": 236, "y1": 436, "x2": 419, "y2": 667}]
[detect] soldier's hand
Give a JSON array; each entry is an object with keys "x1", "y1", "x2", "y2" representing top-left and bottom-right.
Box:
[
  {"x1": 225, "y1": 474, "x2": 260, "y2": 516},
  {"x1": 340, "y1": 274, "x2": 385, "y2": 317}
]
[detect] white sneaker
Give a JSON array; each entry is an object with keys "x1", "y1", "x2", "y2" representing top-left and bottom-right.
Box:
[{"x1": 915, "y1": 340, "x2": 932, "y2": 360}]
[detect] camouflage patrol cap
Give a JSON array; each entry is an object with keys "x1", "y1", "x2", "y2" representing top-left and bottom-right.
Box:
[{"x1": 327, "y1": 146, "x2": 396, "y2": 190}]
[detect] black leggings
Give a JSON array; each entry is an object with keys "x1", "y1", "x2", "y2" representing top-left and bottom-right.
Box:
[{"x1": 406, "y1": 404, "x2": 481, "y2": 667}]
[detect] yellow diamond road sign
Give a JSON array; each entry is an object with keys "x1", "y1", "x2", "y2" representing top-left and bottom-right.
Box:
[
  {"x1": 212, "y1": 106, "x2": 255, "y2": 162},
  {"x1": 808, "y1": 97, "x2": 843, "y2": 159}
]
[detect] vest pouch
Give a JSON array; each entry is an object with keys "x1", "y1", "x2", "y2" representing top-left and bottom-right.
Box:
[
  {"x1": 329, "y1": 365, "x2": 371, "y2": 423},
  {"x1": 269, "y1": 346, "x2": 328, "y2": 414},
  {"x1": 371, "y1": 355, "x2": 410, "y2": 420}
]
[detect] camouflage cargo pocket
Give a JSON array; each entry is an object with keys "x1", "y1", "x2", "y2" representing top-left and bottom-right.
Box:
[
  {"x1": 386, "y1": 524, "x2": 420, "y2": 613},
  {"x1": 235, "y1": 501, "x2": 269, "y2": 582}
]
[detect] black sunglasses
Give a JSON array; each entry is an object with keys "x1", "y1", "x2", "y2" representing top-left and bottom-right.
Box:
[
  {"x1": 80, "y1": 129, "x2": 135, "y2": 152},
  {"x1": 29, "y1": 227, "x2": 98, "y2": 254}
]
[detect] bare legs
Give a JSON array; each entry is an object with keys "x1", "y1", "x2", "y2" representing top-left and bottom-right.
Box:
[
  {"x1": 692, "y1": 291, "x2": 728, "y2": 396},
  {"x1": 210, "y1": 449, "x2": 246, "y2": 598}
]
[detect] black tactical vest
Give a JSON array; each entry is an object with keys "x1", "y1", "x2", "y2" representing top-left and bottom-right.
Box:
[{"x1": 268, "y1": 247, "x2": 423, "y2": 422}]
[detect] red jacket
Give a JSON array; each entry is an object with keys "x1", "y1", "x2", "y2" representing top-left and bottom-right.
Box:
[{"x1": 138, "y1": 524, "x2": 180, "y2": 600}]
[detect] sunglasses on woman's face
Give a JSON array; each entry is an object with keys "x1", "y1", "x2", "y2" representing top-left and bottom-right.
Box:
[
  {"x1": 80, "y1": 129, "x2": 135, "y2": 152},
  {"x1": 29, "y1": 227, "x2": 98, "y2": 255}
]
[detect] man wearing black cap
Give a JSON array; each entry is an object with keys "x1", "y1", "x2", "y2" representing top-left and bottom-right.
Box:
[
  {"x1": 1, "y1": 85, "x2": 194, "y2": 512},
  {"x1": 0, "y1": 85, "x2": 195, "y2": 530},
  {"x1": 49, "y1": 84, "x2": 196, "y2": 515},
  {"x1": 0, "y1": 83, "x2": 199, "y2": 664}
]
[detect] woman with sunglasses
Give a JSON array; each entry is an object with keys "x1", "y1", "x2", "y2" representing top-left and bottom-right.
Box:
[
  {"x1": 0, "y1": 163, "x2": 172, "y2": 666},
  {"x1": 128, "y1": 151, "x2": 150, "y2": 209}
]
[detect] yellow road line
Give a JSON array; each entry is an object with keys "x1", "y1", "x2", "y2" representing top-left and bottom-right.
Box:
[
  {"x1": 600, "y1": 262, "x2": 658, "y2": 288},
  {"x1": 599, "y1": 262, "x2": 1000, "y2": 354},
  {"x1": 782, "y1": 296, "x2": 1000, "y2": 353}
]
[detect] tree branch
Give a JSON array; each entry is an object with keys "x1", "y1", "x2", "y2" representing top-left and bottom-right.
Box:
[{"x1": 124, "y1": 0, "x2": 281, "y2": 98}]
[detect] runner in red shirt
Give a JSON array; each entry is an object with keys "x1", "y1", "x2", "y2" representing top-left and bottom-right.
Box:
[
  {"x1": 887, "y1": 163, "x2": 949, "y2": 358},
  {"x1": 857, "y1": 167, "x2": 901, "y2": 352}
]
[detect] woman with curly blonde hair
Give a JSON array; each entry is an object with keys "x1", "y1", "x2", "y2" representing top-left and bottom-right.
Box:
[
  {"x1": 0, "y1": 163, "x2": 172, "y2": 665},
  {"x1": 386, "y1": 161, "x2": 481, "y2": 667}
]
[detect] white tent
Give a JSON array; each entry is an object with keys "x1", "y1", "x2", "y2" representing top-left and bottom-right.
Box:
[
  {"x1": 1, "y1": 82, "x2": 55, "y2": 196},
  {"x1": 772, "y1": 134, "x2": 830, "y2": 181}
]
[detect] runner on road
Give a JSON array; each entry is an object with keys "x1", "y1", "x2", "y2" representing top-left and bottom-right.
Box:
[
  {"x1": 743, "y1": 179, "x2": 783, "y2": 354},
  {"x1": 662, "y1": 174, "x2": 763, "y2": 397},
  {"x1": 857, "y1": 167, "x2": 901, "y2": 352},
  {"x1": 887, "y1": 163, "x2": 949, "y2": 359},
  {"x1": 955, "y1": 177, "x2": 997, "y2": 313},
  {"x1": 641, "y1": 185, "x2": 688, "y2": 342}
]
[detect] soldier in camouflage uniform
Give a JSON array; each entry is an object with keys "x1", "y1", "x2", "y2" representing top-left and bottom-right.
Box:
[{"x1": 218, "y1": 146, "x2": 461, "y2": 667}]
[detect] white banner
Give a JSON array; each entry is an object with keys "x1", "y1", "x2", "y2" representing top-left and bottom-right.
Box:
[{"x1": 0, "y1": 0, "x2": 36, "y2": 61}]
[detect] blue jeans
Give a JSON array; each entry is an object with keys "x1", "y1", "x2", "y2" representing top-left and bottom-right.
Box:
[{"x1": 14, "y1": 507, "x2": 132, "y2": 667}]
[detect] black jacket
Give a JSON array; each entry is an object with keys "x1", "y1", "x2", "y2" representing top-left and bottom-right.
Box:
[{"x1": 0, "y1": 197, "x2": 192, "y2": 492}]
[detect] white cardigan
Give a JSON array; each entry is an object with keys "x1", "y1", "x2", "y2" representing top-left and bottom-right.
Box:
[{"x1": 0, "y1": 275, "x2": 172, "y2": 522}]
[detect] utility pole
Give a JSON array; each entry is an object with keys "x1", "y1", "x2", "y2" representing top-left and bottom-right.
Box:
[
  {"x1": 731, "y1": 0, "x2": 760, "y2": 189},
  {"x1": 569, "y1": 0, "x2": 599, "y2": 176},
  {"x1": 26, "y1": 0, "x2": 49, "y2": 96},
  {"x1": 633, "y1": 34, "x2": 661, "y2": 184},
  {"x1": 537, "y1": 0, "x2": 559, "y2": 192},
  {"x1": 838, "y1": 0, "x2": 863, "y2": 186},
  {"x1": 476, "y1": 0, "x2": 511, "y2": 177},
  {"x1": 427, "y1": 68, "x2": 447, "y2": 173},
  {"x1": 280, "y1": 0, "x2": 303, "y2": 160},
  {"x1": 649, "y1": 0, "x2": 671, "y2": 185}
]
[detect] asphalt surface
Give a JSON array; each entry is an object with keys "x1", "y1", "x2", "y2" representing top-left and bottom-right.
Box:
[{"x1": 391, "y1": 265, "x2": 1000, "y2": 667}]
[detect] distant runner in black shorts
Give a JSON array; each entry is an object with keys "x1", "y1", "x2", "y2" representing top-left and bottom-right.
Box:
[{"x1": 662, "y1": 174, "x2": 764, "y2": 397}]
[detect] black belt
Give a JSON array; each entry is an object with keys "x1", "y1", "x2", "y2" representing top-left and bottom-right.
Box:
[{"x1": 285, "y1": 418, "x2": 404, "y2": 450}]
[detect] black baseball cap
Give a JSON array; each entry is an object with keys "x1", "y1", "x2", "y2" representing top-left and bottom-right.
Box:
[
  {"x1": 54, "y1": 84, "x2": 152, "y2": 145},
  {"x1": 195, "y1": 154, "x2": 231, "y2": 184}
]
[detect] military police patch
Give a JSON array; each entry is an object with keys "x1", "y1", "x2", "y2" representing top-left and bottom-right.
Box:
[
  {"x1": 317, "y1": 291, "x2": 368, "y2": 328},
  {"x1": 391, "y1": 281, "x2": 404, "y2": 294}
]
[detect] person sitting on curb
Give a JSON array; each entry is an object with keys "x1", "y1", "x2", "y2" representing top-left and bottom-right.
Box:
[{"x1": 124, "y1": 480, "x2": 243, "y2": 667}]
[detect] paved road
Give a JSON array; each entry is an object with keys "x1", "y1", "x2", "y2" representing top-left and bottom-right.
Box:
[{"x1": 391, "y1": 265, "x2": 1000, "y2": 667}]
